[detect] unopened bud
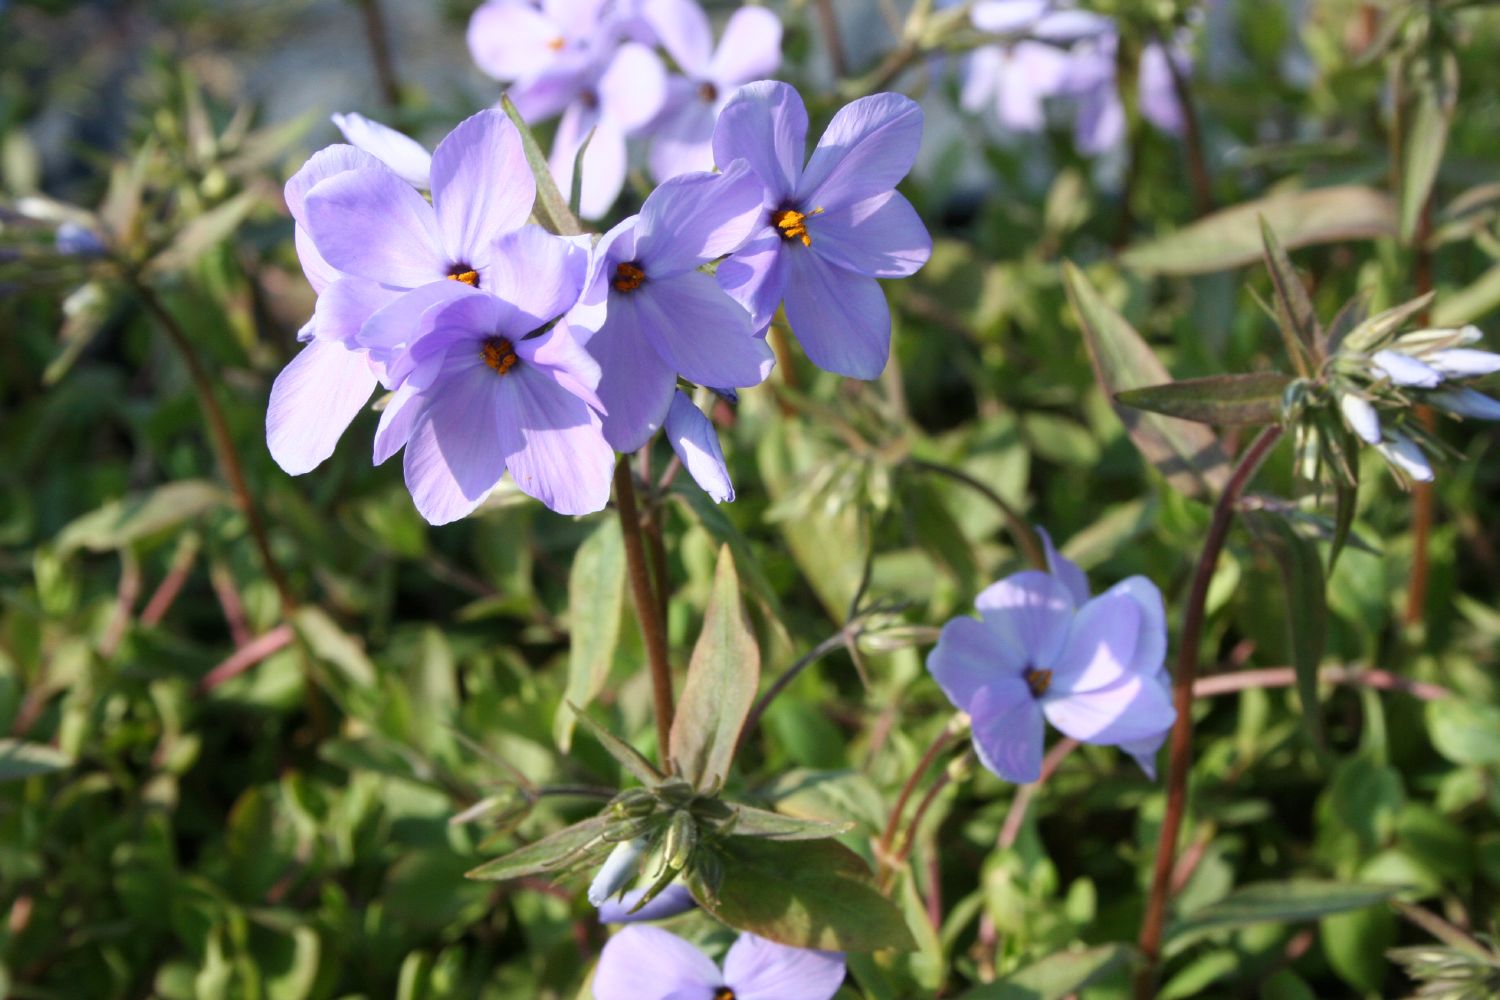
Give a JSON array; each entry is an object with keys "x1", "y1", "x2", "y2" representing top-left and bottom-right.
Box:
[
  {"x1": 587, "y1": 838, "x2": 646, "y2": 907},
  {"x1": 662, "y1": 811, "x2": 698, "y2": 873}
]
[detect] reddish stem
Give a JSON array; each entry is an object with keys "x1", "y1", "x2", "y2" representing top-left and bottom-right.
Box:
[{"x1": 196, "y1": 625, "x2": 295, "y2": 695}]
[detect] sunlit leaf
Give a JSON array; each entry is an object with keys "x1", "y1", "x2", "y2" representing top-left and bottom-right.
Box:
[
  {"x1": 0, "y1": 740, "x2": 72, "y2": 782},
  {"x1": 1116, "y1": 373, "x2": 1293, "y2": 426},
  {"x1": 465, "y1": 814, "x2": 611, "y2": 882},
  {"x1": 55, "y1": 480, "x2": 233, "y2": 556},
  {"x1": 555, "y1": 519, "x2": 627, "y2": 752}
]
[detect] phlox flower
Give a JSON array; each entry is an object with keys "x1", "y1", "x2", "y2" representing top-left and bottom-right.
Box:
[
  {"x1": 331, "y1": 111, "x2": 432, "y2": 189},
  {"x1": 1059, "y1": 35, "x2": 1186, "y2": 155},
  {"x1": 927, "y1": 537, "x2": 1175, "y2": 784},
  {"x1": 665, "y1": 390, "x2": 734, "y2": 502},
  {"x1": 566, "y1": 161, "x2": 773, "y2": 452},
  {"x1": 640, "y1": 0, "x2": 783, "y2": 180},
  {"x1": 593, "y1": 925, "x2": 845, "y2": 1000},
  {"x1": 711, "y1": 81, "x2": 932, "y2": 379},
  {"x1": 356, "y1": 226, "x2": 613, "y2": 523},
  {"x1": 467, "y1": 0, "x2": 616, "y2": 86}
]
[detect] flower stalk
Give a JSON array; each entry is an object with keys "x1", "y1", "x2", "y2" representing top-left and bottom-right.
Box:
[{"x1": 613, "y1": 457, "x2": 676, "y2": 762}]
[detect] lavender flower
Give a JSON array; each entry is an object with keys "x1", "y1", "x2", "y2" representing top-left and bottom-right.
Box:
[
  {"x1": 593, "y1": 925, "x2": 845, "y2": 1000},
  {"x1": 566, "y1": 161, "x2": 772, "y2": 452},
  {"x1": 641, "y1": 0, "x2": 783, "y2": 180},
  {"x1": 356, "y1": 226, "x2": 613, "y2": 523},
  {"x1": 467, "y1": 0, "x2": 615, "y2": 85},
  {"x1": 331, "y1": 112, "x2": 432, "y2": 189},
  {"x1": 711, "y1": 81, "x2": 931, "y2": 379},
  {"x1": 926, "y1": 542, "x2": 1174, "y2": 784},
  {"x1": 665, "y1": 390, "x2": 734, "y2": 502}
]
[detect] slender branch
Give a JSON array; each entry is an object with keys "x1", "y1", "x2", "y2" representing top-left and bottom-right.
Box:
[
  {"x1": 1134, "y1": 425, "x2": 1284, "y2": 999},
  {"x1": 740, "y1": 631, "x2": 851, "y2": 752},
  {"x1": 888, "y1": 749, "x2": 971, "y2": 875},
  {"x1": 908, "y1": 458, "x2": 1046, "y2": 570},
  {"x1": 354, "y1": 0, "x2": 403, "y2": 108},
  {"x1": 876, "y1": 722, "x2": 960, "y2": 882},
  {"x1": 140, "y1": 533, "x2": 200, "y2": 627},
  {"x1": 613, "y1": 458, "x2": 675, "y2": 762},
  {"x1": 196, "y1": 624, "x2": 296, "y2": 695},
  {"x1": 134, "y1": 283, "x2": 295, "y2": 610},
  {"x1": 1195, "y1": 665, "x2": 1450, "y2": 702}
]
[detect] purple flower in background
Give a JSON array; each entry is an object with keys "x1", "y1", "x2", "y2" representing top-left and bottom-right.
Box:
[
  {"x1": 331, "y1": 112, "x2": 432, "y2": 188},
  {"x1": 55, "y1": 221, "x2": 106, "y2": 256},
  {"x1": 641, "y1": 0, "x2": 782, "y2": 179},
  {"x1": 1061, "y1": 34, "x2": 1186, "y2": 155},
  {"x1": 566, "y1": 161, "x2": 772, "y2": 452},
  {"x1": 712, "y1": 81, "x2": 931, "y2": 379},
  {"x1": 595, "y1": 884, "x2": 697, "y2": 924},
  {"x1": 665, "y1": 390, "x2": 734, "y2": 502},
  {"x1": 356, "y1": 226, "x2": 613, "y2": 523},
  {"x1": 926, "y1": 539, "x2": 1174, "y2": 784},
  {"x1": 467, "y1": 0, "x2": 614, "y2": 85},
  {"x1": 959, "y1": 0, "x2": 1110, "y2": 134},
  {"x1": 593, "y1": 925, "x2": 845, "y2": 1000}
]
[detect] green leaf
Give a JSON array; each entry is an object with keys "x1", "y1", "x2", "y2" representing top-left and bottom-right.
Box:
[
  {"x1": 0, "y1": 739, "x2": 72, "y2": 782},
  {"x1": 1251, "y1": 512, "x2": 1328, "y2": 753},
  {"x1": 1116, "y1": 373, "x2": 1293, "y2": 426},
  {"x1": 729, "y1": 804, "x2": 854, "y2": 841},
  {"x1": 669, "y1": 545, "x2": 760, "y2": 792},
  {"x1": 501, "y1": 95, "x2": 583, "y2": 237},
  {"x1": 293, "y1": 607, "x2": 377, "y2": 688},
  {"x1": 1260, "y1": 220, "x2": 1321, "y2": 374},
  {"x1": 1400, "y1": 53, "x2": 1457, "y2": 244},
  {"x1": 465, "y1": 813, "x2": 611, "y2": 881},
  {"x1": 568, "y1": 125, "x2": 596, "y2": 220},
  {"x1": 959, "y1": 944, "x2": 1136, "y2": 999},
  {"x1": 1322, "y1": 907, "x2": 1397, "y2": 993},
  {"x1": 55, "y1": 480, "x2": 233, "y2": 556},
  {"x1": 569, "y1": 707, "x2": 663, "y2": 787},
  {"x1": 1062, "y1": 262, "x2": 1230, "y2": 500},
  {"x1": 1120, "y1": 186, "x2": 1396, "y2": 276},
  {"x1": 144, "y1": 190, "x2": 260, "y2": 276},
  {"x1": 1425, "y1": 700, "x2": 1500, "y2": 766},
  {"x1": 691, "y1": 836, "x2": 916, "y2": 952},
  {"x1": 1432, "y1": 263, "x2": 1500, "y2": 327},
  {"x1": 555, "y1": 519, "x2": 627, "y2": 752},
  {"x1": 1169, "y1": 881, "x2": 1400, "y2": 940}
]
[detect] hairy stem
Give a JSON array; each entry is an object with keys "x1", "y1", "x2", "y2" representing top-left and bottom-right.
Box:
[
  {"x1": 1134, "y1": 425, "x2": 1283, "y2": 998},
  {"x1": 613, "y1": 458, "x2": 675, "y2": 762}
]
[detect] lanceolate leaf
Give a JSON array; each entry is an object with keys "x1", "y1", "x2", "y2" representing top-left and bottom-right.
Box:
[
  {"x1": 1168, "y1": 881, "x2": 1400, "y2": 940},
  {"x1": 569, "y1": 707, "x2": 663, "y2": 787},
  {"x1": 1062, "y1": 262, "x2": 1230, "y2": 500},
  {"x1": 691, "y1": 836, "x2": 916, "y2": 952},
  {"x1": 1250, "y1": 512, "x2": 1328, "y2": 753},
  {"x1": 1400, "y1": 53, "x2": 1458, "y2": 245},
  {"x1": 1120, "y1": 186, "x2": 1396, "y2": 276},
  {"x1": 1260, "y1": 220, "x2": 1321, "y2": 375},
  {"x1": 144, "y1": 189, "x2": 261, "y2": 277},
  {"x1": 669, "y1": 545, "x2": 760, "y2": 792},
  {"x1": 465, "y1": 813, "x2": 612, "y2": 882},
  {"x1": 55, "y1": 480, "x2": 233, "y2": 556},
  {"x1": 501, "y1": 95, "x2": 583, "y2": 237},
  {"x1": 1116, "y1": 373, "x2": 1293, "y2": 426},
  {"x1": 555, "y1": 519, "x2": 627, "y2": 752},
  {"x1": 729, "y1": 804, "x2": 854, "y2": 841}
]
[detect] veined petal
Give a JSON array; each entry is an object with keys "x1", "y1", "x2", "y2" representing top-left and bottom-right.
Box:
[
  {"x1": 402, "y1": 364, "x2": 508, "y2": 525},
  {"x1": 928, "y1": 615, "x2": 1025, "y2": 713},
  {"x1": 665, "y1": 390, "x2": 733, "y2": 503},
  {"x1": 304, "y1": 167, "x2": 445, "y2": 288},
  {"x1": 285, "y1": 144, "x2": 381, "y2": 226},
  {"x1": 724, "y1": 933, "x2": 846, "y2": 1000},
  {"x1": 430, "y1": 109, "x2": 533, "y2": 269},
  {"x1": 782, "y1": 250, "x2": 890, "y2": 379},
  {"x1": 1049, "y1": 591, "x2": 1141, "y2": 695},
  {"x1": 593, "y1": 926, "x2": 722, "y2": 1000},
  {"x1": 586, "y1": 301, "x2": 679, "y2": 452},
  {"x1": 805, "y1": 190, "x2": 931, "y2": 279},
  {"x1": 331, "y1": 112, "x2": 432, "y2": 189},
  {"x1": 516, "y1": 317, "x2": 605, "y2": 410},
  {"x1": 717, "y1": 227, "x2": 788, "y2": 331},
  {"x1": 1043, "y1": 673, "x2": 1176, "y2": 745},
  {"x1": 969, "y1": 679, "x2": 1046, "y2": 784},
  {"x1": 708, "y1": 6, "x2": 783, "y2": 86},
  {"x1": 641, "y1": 0, "x2": 712, "y2": 76},
  {"x1": 974, "y1": 570, "x2": 1074, "y2": 668},
  {"x1": 796, "y1": 93, "x2": 923, "y2": 213},
  {"x1": 266, "y1": 339, "x2": 378, "y2": 475},
  {"x1": 311, "y1": 276, "x2": 402, "y2": 346},
  {"x1": 636, "y1": 161, "x2": 764, "y2": 274},
  {"x1": 483, "y1": 226, "x2": 590, "y2": 335},
  {"x1": 636, "y1": 270, "x2": 773, "y2": 387},
  {"x1": 295, "y1": 225, "x2": 341, "y2": 294},
  {"x1": 1373, "y1": 349, "x2": 1443, "y2": 388},
  {"x1": 357, "y1": 281, "x2": 481, "y2": 386},
  {"x1": 712, "y1": 80, "x2": 807, "y2": 203},
  {"x1": 1100, "y1": 576, "x2": 1168, "y2": 681}
]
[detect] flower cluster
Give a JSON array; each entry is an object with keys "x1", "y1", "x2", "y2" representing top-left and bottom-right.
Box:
[
  {"x1": 466, "y1": 0, "x2": 782, "y2": 217},
  {"x1": 958, "y1": 0, "x2": 1188, "y2": 153},
  {"x1": 268, "y1": 83, "x2": 930, "y2": 523},
  {"x1": 926, "y1": 529, "x2": 1175, "y2": 784}
]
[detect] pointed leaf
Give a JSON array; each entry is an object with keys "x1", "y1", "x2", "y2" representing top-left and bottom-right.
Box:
[
  {"x1": 1342, "y1": 292, "x2": 1437, "y2": 354},
  {"x1": 465, "y1": 813, "x2": 611, "y2": 881},
  {"x1": 1168, "y1": 881, "x2": 1400, "y2": 940},
  {"x1": 690, "y1": 836, "x2": 916, "y2": 951},
  {"x1": 959, "y1": 944, "x2": 1137, "y2": 1000},
  {"x1": 1400, "y1": 54, "x2": 1457, "y2": 244},
  {"x1": 1250, "y1": 512, "x2": 1328, "y2": 753},
  {"x1": 555, "y1": 519, "x2": 627, "y2": 751},
  {"x1": 144, "y1": 190, "x2": 260, "y2": 277},
  {"x1": 1062, "y1": 263, "x2": 1230, "y2": 500},
  {"x1": 1116, "y1": 373, "x2": 1294, "y2": 426},
  {"x1": 729, "y1": 804, "x2": 855, "y2": 841},
  {"x1": 569, "y1": 125, "x2": 596, "y2": 220},
  {"x1": 1260, "y1": 220, "x2": 1320, "y2": 374},
  {"x1": 501, "y1": 95, "x2": 582, "y2": 237},
  {"x1": 669, "y1": 545, "x2": 760, "y2": 791},
  {"x1": 570, "y1": 706, "x2": 663, "y2": 786},
  {"x1": 55, "y1": 480, "x2": 233, "y2": 556}
]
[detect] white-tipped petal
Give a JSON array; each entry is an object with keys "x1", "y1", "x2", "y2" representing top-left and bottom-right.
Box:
[
  {"x1": 1372, "y1": 349, "x2": 1443, "y2": 388},
  {"x1": 588, "y1": 839, "x2": 648, "y2": 907},
  {"x1": 331, "y1": 112, "x2": 433, "y2": 189},
  {"x1": 1376, "y1": 433, "x2": 1435, "y2": 483},
  {"x1": 1338, "y1": 392, "x2": 1383, "y2": 445}
]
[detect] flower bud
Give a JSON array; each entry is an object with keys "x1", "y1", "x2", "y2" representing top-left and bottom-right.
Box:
[{"x1": 587, "y1": 838, "x2": 647, "y2": 906}]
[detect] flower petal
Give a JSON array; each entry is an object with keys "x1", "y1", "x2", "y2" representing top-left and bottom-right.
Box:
[
  {"x1": 285, "y1": 144, "x2": 381, "y2": 226},
  {"x1": 495, "y1": 360, "x2": 614, "y2": 517},
  {"x1": 1339, "y1": 392, "x2": 1382, "y2": 444},
  {"x1": 402, "y1": 364, "x2": 507, "y2": 525},
  {"x1": 708, "y1": 6, "x2": 783, "y2": 86},
  {"x1": 1431, "y1": 387, "x2": 1500, "y2": 420},
  {"x1": 724, "y1": 933, "x2": 846, "y2": 1000},
  {"x1": 665, "y1": 390, "x2": 733, "y2": 503},
  {"x1": 781, "y1": 250, "x2": 890, "y2": 379},
  {"x1": 636, "y1": 270, "x2": 774, "y2": 387},
  {"x1": 430, "y1": 109, "x2": 534, "y2": 268},
  {"x1": 467, "y1": 0, "x2": 569, "y2": 82},
  {"x1": 969, "y1": 678, "x2": 1046, "y2": 784},
  {"x1": 331, "y1": 112, "x2": 432, "y2": 189},
  {"x1": 588, "y1": 839, "x2": 648, "y2": 907},
  {"x1": 974, "y1": 570, "x2": 1074, "y2": 668},
  {"x1": 635, "y1": 161, "x2": 765, "y2": 274},
  {"x1": 1101, "y1": 576, "x2": 1168, "y2": 680},
  {"x1": 1120, "y1": 730, "x2": 1169, "y2": 780},
  {"x1": 1427, "y1": 348, "x2": 1500, "y2": 379},
  {"x1": 712, "y1": 80, "x2": 807, "y2": 203},
  {"x1": 598, "y1": 42, "x2": 669, "y2": 134},
  {"x1": 1376, "y1": 432, "x2": 1435, "y2": 482},
  {"x1": 796, "y1": 93, "x2": 923, "y2": 212},
  {"x1": 483, "y1": 225, "x2": 590, "y2": 334},
  {"x1": 1043, "y1": 672, "x2": 1176, "y2": 745},
  {"x1": 1049, "y1": 591, "x2": 1141, "y2": 695},
  {"x1": 266, "y1": 339, "x2": 377, "y2": 475},
  {"x1": 592, "y1": 925, "x2": 722, "y2": 1000},
  {"x1": 717, "y1": 227, "x2": 787, "y2": 331},
  {"x1": 304, "y1": 167, "x2": 445, "y2": 288},
  {"x1": 927, "y1": 615, "x2": 1025, "y2": 713},
  {"x1": 582, "y1": 294, "x2": 679, "y2": 452},
  {"x1": 805, "y1": 190, "x2": 931, "y2": 278},
  {"x1": 641, "y1": 0, "x2": 712, "y2": 76},
  {"x1": 1373, "y1": 349, "x2": 1443, "y2": 388},
  {"x1": 1038, "y1": 526, "x2": 1091, "y2": 607}
]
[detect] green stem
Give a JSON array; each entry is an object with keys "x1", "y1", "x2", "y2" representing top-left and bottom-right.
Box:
[{"x1": 613, "y1": 458, "x2": 675, "y2": 763}]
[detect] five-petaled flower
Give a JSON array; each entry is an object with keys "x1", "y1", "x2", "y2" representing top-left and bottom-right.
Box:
[{"x1": 593, "y1": 925, "x2": 845, "y2": 1000}]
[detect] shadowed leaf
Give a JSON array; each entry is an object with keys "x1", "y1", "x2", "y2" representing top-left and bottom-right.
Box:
[
  {"x1": 1117, "y1": 373, "x2": 1293, "y2": 426},
  {"x1": 465, "y1": 813, "x2": 611, "y2": 882},
  {"x1": 555, "y1": 519, "x2": 627, "y2": 752},
  {"x1": 960, "y1": 944, "x2": 1136, "y2": 999}
]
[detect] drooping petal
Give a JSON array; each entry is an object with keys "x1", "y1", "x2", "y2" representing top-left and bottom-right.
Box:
[
  {"x1": 707, "y1": 6, "x2": 783, "y2": 86},
  {"x1": 1038, "y1": 526, "x2": 1091, "y2": 607},
  {"x1": 1043, "y1": 672, "x2": 1177, "y2": 745},
  {"x1": 805, "y1": 190, "x2": 931, "y2": 279},
  {"x1": 968, "y1": 678, "x2": 1047, "y2": 784},
  {"x1": 588, "y1": 307, "x2": 679, "y2": 452},
  {"x1": 266, "y1": 339, "x2": 378, "y2": 475},
  {"x1": 430, "y1": 109, "x2": 534, "y2": 269},
  {"x1": 304, "y1": 167, "x2": 445, "y2": 288},
  {"x1": 665, "y1": 390, "x2": 733, "y2": 502},
  {"x1": 284, "y1": 144, "x2": 381, "y2": 226},
  {"x1": 635, "y1": 270, "x2": 774, "y2": 387},
  {"x1": 795, "y1": 93, "x2": 923, "y2": 213},
  {"x1": 467, "y1": 0, "x2": 569, "y2": 82},
  {"x1": 402, "y1": 364, "x2": 508, "y2": 525},
  {"x1": 1376, "y1": 432, "x2": 1435, "y2": 482},
  {"x1": 1431, "y1": 387, "x2": 1500, "y2": 420},
  {"x1": 641, "y1": 0, "x2": 713, "y2": 76},
  {"x1": 592, "y1": 926, "x2": 723, "y2": 1000},
  {"x1": 596, "y1": 884, "x2": 697, "y2": 924},
  {"x1": 598, "y1": 42, "x2": 669, "y2": 134},
  {"x1": 1120, "y1": 729, "x2": 1169, "y2": 780},
  {"x1": 782, "y1": 250, "x2": 890, "y2": 379},
  {"x1": 723, "y1": 933, "x2": 846, "y2": 1000},
  {"x1": 1048, "y1": 591, "x2": 1141, "y2": 695},
  {"x1": 974, "y1": 570, "x2": 1074, "y2": 669},
  {"x1": 482, "y1": 226, "x2": 590, "y2": 336},
  {"x1": 1373, "y1": 349, "x2": 1443, "y2": 388},
  {"x1": 331, "y1": 112, "x2": 433, "y2": 189},
  {"x1": 712, "y1": 80, "x2": 807, "y2": 203},
  {"x1": 495, "y1": 362, "x2": 615, "y2": 516},
  {"x1": 635, "y1": 161, "x2": 764, "y2": 274},
  {"x1": 717, "y1": 227, "x2": 787, "y2": 331},
  {"x1": 927, "y1": 615, "x2": 1025, "y2": 713},
  {"x1": 1339, "y1": 392, "x2": 1382, "y2": 445},
  {"x1": 1426, "y1": 348, "x2": 1500, "y2": 379}
]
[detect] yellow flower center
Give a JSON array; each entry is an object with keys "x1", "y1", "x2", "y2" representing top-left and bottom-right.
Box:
[
  {"x1": 1024, "y1": 667, "x2": 1052, "y2": 698},
  {"x1": 612, "y1": 261, "x2": 646, "y2": 293},
  {"x1": 547, "y1": 36, "x2": 565, "y2": 51},
  {"x1": 773, "y1": 207, "x2": 822, "y2": 247},
  {"x1": 448, "y1": 265, "x2": 479, "y2": 287},
  {"x1": 481, "y1": 336, "x2": 518, "y2": 376},
  {"x1": 714, "y1": 990, "x2": 736, "y2": 1000}
]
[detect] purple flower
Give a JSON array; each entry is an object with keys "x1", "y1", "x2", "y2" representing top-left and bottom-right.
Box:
[
  {"x1": 331, "y1": 112, "x2": 432, "y2": 189},
  {"x1": 665, "y1": 390, "x2": 734, "y2": 502},
  {"x1": 593, "y1": 925, "x2": 845, "y2": 1000},
  {"x1": 566, "y1": 162, "x2": 772, "y2": 452},
  {"x1": 1060, "y1": 35, "x2": 1187, "y2": 155},
  {"x1": 927, "y1": 542, "x2": 1174, "y2": 784},
  {"x1": 595, "y1": 884, "x2": 698, "y2": 924},
  {"x1": 467, "y1": 0, "x2": 615, "y2": 84},
  {"x1": 352, "y1": 226, "x2": 611, "y2": 522},
  {"x1": 55, "y1": 221, "x2": 106, "y2": 256},
  {"x1": 711, "y1": 81, "x2": 931, "y2": 379},
  {"x1": 641, "y1": 0, "x2": 783, "y2": 180},
  {"x1": 959, "y1": 41, "x2": 1074, "y2": 133}
]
